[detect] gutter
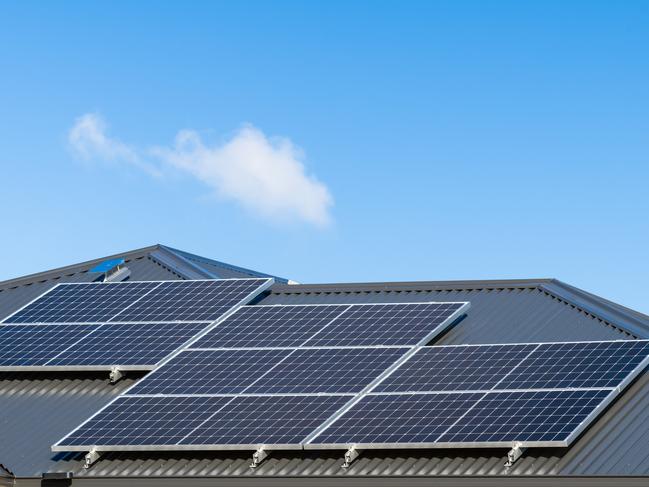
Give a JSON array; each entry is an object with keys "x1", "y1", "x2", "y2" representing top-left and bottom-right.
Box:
[{"x1": 15, "y1": 474, "x2": 649, "y2": 487}]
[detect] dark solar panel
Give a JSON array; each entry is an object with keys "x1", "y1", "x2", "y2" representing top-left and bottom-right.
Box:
[
  {"x1": 438, "y1": 389, "x2": 611, "y2": 444},
  {"x1": 309, "y1": 393, "x2": 483, "y2": 446},
  {"x1": 302, "y1": 302, "x2": 466, "y2": 347},
  {"x1": 127, "y1": 349, "x2": 291, "y2": 395},
  {"x1": 0, "y1": 324, "x2": 98, "y2": 366},
  {"x1": 374, "y1": 344, "x2": 537, "y2": 392},
  {"x1": 246, "y1": 347, "x2": 410, "y2": 394},
  {"x1": 179, "y1": 395, "x2": 351, "y2": 447},
  {"x1": 109, "y1": 279, "x2": 270, "y2": 322},
  {"x1": 498, "y1": 340, "x2": 649, "y2": 390},
  {"x1": 191, "y1": 305, "x2": 350, "y2": 348},
  {"x1": 311, "y1": 389, "x2": 611, "y2": 447},
  {"x1": 56, "y1": 396, "x2": 232, "y2": 447},
  {"x1": 48, "y1": 322, "x2": 211, "y2": 367},
  {"x1": 3, "y1": 282, "x2": 160, "y2": 323}
]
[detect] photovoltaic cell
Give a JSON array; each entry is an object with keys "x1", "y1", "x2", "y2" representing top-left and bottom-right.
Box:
[
  {"x1": 3, "y1": 282, "x2": 160, "y2": 323},
  {"x1": 310, "y1": 393, "x2": 483, "y2": 446},
  {"x1": 109, "y1": 279, "x2": 270, "y2": 322},
  {"x1": 179, "y1": 395, "x2": 351, "y2": 446},
  {"x1": 127, "y1": 348, "x2": 291, "y2": 395},
  {"x1": 302, "y1": 302, "x2": 466, "y2": 347},
  {"x1": 0, "y1": 324, "x2": 98, "y2": 366},
  {"x1": 374, "y1": 344, "x2": 537, "y2": 393},
  {"x1": 246, "y1": 347, "x2": 410, "y2": 394},
  {"x1": 191, "y1": 305, "x2": 350, "y2": 349},
  {"x1": 438, "y1": 389, "x2": 611, "y2": 444},
  {"x1": 48, "y1": 322, "x2": 211, "y2": 367},
  {"x1": 57, "y1": 396, "x2": 233, "y2": 446},
  {"x1": 499, "y1": 340, "x2": 649, "y2": 390}
]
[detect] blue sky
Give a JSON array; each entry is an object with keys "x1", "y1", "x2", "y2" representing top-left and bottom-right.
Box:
[{"x1": 1, "y1": 2, "x2": 648, "y2": 313}]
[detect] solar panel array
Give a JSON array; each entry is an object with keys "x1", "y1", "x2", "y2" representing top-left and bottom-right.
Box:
[
  {"x1": 53, "y1": 301, "x2": 469, "y2": 450},
  {"x1": 0, "y1": 279, "x2": 273, "y2": 369},
  {"x1": 307, "y1": 340, "x2": 649, "y2": 448},
  {"x1": 47, "y1": 284, "x2": 648, "y2": 457}
]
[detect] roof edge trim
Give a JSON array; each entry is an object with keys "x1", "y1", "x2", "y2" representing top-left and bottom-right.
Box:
[{"x1": 540, "y1": 280, "x2": 649, "y2": 339}]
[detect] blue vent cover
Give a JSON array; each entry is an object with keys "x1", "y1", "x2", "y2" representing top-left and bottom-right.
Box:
[{"x1": 89, "y1": 258, "x2": 125, "y2": 274}]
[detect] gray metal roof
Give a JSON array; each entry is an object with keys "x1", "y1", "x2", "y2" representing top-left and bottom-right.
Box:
[{"x1": 0, "y1": 255, "x2": 648, "y2": 481}]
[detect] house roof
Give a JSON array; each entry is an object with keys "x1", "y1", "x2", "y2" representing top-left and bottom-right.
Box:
[{"x1": 0, "y1": 249, "x2": 648, "y2": 483}]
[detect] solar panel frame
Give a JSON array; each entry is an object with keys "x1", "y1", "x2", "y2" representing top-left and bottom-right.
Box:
[
  {"x1": 304, "y1": 339, "x2": 649, "y2": 450},
  {"x1": 0, "y1": 278, "x2": 275, "y2": 371},
  {"x1": 189, "y1": 304, "x2": 352, "y2": 349},
  {"x1": 125, "y1": 348, "x2": 294, "y2": 395},
  {"x1": 190, "y1": 301, "x2": 470, "y2": 349},
  {"x1": 53, "y1": 394, "x2": 354, "y2": 452},
  {"x1": 1, "y1": 281, "x2": 163, "y2": 324},
  {"x1": 306, "y1": 389, "x2": 613, "y2": 449},
  {"x1": 46, "y1": 322, "x2": 214, "y2": 369},
  {"x1": 0, "y1": 324, "x2": 100, "y2": 367},
  {"x1": 1, "y1": 278, "x2": 274, "y2": 325},
  {"x1": 300, "y1": 302, "x2": 471, "y2": 347}
]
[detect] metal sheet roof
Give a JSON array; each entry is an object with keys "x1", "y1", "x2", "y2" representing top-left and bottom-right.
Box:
[{"x1": 0, "y1": 259, "x2": 648, "y2": 479}]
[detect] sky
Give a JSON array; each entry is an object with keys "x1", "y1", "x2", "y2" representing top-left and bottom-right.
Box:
[{"x1": 0, "y1": 1, "x2": 648, "y2": 313}]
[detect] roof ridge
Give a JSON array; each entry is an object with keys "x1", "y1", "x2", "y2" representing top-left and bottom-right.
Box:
[{"x1": 271, "y1": 278, "x2": 555, "y2": 294}]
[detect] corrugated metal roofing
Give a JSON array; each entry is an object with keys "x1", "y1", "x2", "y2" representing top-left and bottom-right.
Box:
[
  {"x1": 0, "y1": 253, "x2": 648, "y2": 480},
  {"x1": 0, "y1": 373, "x2": 138, "y2": 477}
]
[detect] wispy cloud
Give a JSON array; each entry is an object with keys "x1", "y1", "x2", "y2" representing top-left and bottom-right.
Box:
[
  {"x1": 68, "y1": 113, "x2": 161, "y2": 177},
  {"x1": 68, "y1": 114, "x2": 333, "y2": 227}
]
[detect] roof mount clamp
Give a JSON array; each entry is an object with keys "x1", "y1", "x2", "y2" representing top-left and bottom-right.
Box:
[
  {"x1": 84, "y1": 449, "x2": 102, "y2": 469},
  {"x1": 342, "y1": 447, "x2": 360, "y2": 469},
  {"x1": 505, "y1": 441, "x2": 526, "y2": 468},
  {"x1": 250, "y1": 448, "x2": 269, "y2": 468},
  {"x1": 109, "y1": 367, "x2": 124, "y2": 384}
]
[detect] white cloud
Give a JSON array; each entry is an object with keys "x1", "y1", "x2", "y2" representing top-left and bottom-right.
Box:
[
  {"x1": 68, "y1": 113, "x2": 160, "y2": 177},
  {"x1": 68, "y1": 114, "x2": 333, "y2": 227}
]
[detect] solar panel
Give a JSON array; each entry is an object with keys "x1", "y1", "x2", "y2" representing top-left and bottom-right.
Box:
[
  {"x1": 178, "y1": 395, "x2": 351, "y2": 448},
  {"x1": 192, "y1": 302, "x2": 468, "y2": 349},
  {"x1": 308, "y1": 389, "x2": 611, "y2": 447},
  {"x1": 373, "y1": 344, "x2": 538, "y2": 392},
  {"x1": 47, "y1": 322, "x2": 211, "y2": 367},
  {"x1": 437, "y1": 389, "x2": 611, "y2": 445},
  {"x1": 306, "y1": 340, "x2": 649, "y2": 449},
  {"x1": 3, "y1": 282, "x2": 160, "y2": 323},
  {"x1": 54, "y1": 394, "x2": 351, "y2": 450},
  {"x1": 498, "y1": 340, "x2": 649, "y2": 390},
  {"x1": 2, "y1": 278, "x2": 272, "y2": 324},
  {"x1": 109, "y1": 279, "x2": 271, "y2": 322},
  {"x1": 56, "y1": 396, "x2": 233, "y2": 447},
  {"x1": 302, "y1": 302, "x2": 467, "y2": 347},
  {"x1": 0, "y1": 324, "x2": 98, "y2": 366},
  {"x1": 246, "y1": 347, "x2": 410, "y2": 394},
  {"x1": 190, "y1": 305, "x2": 350, "y2": 349},
  {"x1": 308, "y1": 393, "x2": 483, "y2": 446},
  {"x1": 127, "y1": 349, "x2": 291, "y2": 395}
]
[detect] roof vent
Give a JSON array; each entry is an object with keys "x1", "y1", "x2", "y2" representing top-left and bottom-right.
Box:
[{"x1": 89, "y1": 258, "x2": 131, "y2": 283}]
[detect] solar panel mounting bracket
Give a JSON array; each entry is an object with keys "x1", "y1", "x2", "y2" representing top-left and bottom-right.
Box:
[
  {"x1": 342, "y1": 446, "x2": 360, "y2": 468},
  {"x1": 250, "y1": 447, "x2": 269, "y2": 468},
  {"x1": 504, "y1": 441, "x2": 525, "y2": 468},
  {"x1": 84, "y1": 448, "x2": 102, "y2": 469},
  {"x1": 109, "y1": 366, "x2": 124, "y2": 384}
]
